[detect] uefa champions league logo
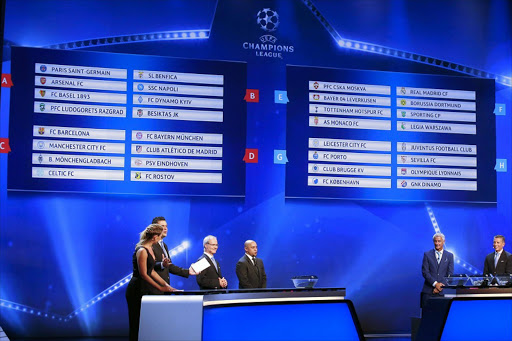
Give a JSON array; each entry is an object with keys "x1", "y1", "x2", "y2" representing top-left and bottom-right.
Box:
[
  {"x1": 242, "y1": 8, "x2": 294, "y2": 59},
  {"x1": 257, "y1": 8, "x2": 279, "y2": 32}
]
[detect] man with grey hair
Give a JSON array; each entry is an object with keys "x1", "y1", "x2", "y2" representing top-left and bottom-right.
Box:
[
  {"x1": 196, "y1": 235, "x2": 228, "y2": 290},
  {"x1": 483, "y1": 235, "x2": 512, "y2": 276},
  {"x1": 420, "y1": 232, "x2": 454, "y2": 308},
  {"x1": 236, "y1": 240, "x2": 267, "y2": 289}
]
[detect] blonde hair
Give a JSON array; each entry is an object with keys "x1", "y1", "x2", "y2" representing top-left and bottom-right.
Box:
[{"x1": 135, "y1": 224, "x2": 163, "y2": 248}]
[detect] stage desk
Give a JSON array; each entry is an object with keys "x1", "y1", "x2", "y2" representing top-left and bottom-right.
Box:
[
  {"x1": 139, "y1": 288, "x2": 364, "y2": 341},
  {"x1": 416, "y1": 287, "x2": 512, "y2": 341}
]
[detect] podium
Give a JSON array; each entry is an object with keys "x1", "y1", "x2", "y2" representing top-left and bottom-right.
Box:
[
  {"x1": 139, "y1": 288, "x2": 364, "y2": 341},
  {"x1": 416, "y1": 287, "x2": 512, "y2": 341}
]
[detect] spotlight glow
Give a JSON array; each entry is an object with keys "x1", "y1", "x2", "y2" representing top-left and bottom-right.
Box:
[
  {"x1": 426, "y1": 204, "x2": 482, "y2": 273},
  {"x1": 2, "y1": 241, "x2": 189, "y2": 323},
  {"x1": 64, "y1": 241, "x2": 188, "y2": 320},
  {"x1": 304, "y1": 0, "x2": 512, "y2": 87},
  {"x1": 42, "y1": 30, "x2": 211, "y2": 51}
]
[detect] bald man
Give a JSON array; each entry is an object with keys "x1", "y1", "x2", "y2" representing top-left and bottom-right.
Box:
[{"x1": 235, "y1": 240, "x2": 267, "y2": 289}]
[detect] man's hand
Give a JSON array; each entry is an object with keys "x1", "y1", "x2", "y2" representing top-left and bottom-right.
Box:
[
  {"x1": 219, "y1": 277, "x2": 228, "y2": 288},
  {"x1": 189, "y1": 266, "x2": 200, "y2": 275},
  {"x1": 433, "y1": 287, "x2": 440, "y2": 294},
  {"x1": 162, "y1": 257, "x2": 171, "y2": 268},
  {"x1": 434, "y1": 282, "x2": 444, "y2": 292}
]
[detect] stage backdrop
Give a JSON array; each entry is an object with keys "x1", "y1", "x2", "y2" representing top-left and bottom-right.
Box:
[{"x1": 0, "y1": 0, "x2": 511, "y2": 337}]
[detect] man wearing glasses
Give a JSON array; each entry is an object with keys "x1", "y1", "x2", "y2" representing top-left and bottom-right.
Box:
[{"x1": 196, "y1": 235, "x2": 228, "y2": 290}]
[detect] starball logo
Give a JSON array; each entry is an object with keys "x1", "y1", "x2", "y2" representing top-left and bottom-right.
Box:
[
  {"x1": 257, "y1": 8, "x2": 280, "y2": 32},
  {"x1": 242, "y1": 8, "x2": 295, "y2": 59}
]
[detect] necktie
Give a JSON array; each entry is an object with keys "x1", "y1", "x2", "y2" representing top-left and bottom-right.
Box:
[
  {"x1": 253, "y1": 257, "x2": 259, "y2": 274},
  {"x1": 160, "y1": 241, "x2": 169, "y2": 259},
  {"x1": 211, "y1": 256, "x2": 218, "y2": 272},
  {"x1": 495, "y1": 252, "x2": 499, "y2": 268},
  {"x1": 436, "y1": 251, "x2": 441, "y2": 264}
]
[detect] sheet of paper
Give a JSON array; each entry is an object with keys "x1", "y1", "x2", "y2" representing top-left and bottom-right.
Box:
[{"x1": 191, "y1": 257, "x2": 211, "y2": 273}]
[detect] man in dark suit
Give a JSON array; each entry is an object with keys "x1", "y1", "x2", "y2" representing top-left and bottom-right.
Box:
[
  {"x1": 236, "y1": 240, "x2": 267, "y2": 289},
  {"x1": 421, "y1": 232, "x2": 454, "y2": 309},
  {"x1": 151, "y1": 216, "x2": 196, "y2": 284},
  {"x1": 483, "y1": 235, "x2": 512, "y2": 276},
  {"x1": 196, "y1": 235, "x2": 228, "y2": 290}
]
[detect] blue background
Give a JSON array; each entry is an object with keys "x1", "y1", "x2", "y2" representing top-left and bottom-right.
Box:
[
  {"x1": 0, "y1": 0, "x2": 511, "y2": 337},
  {"x1": 203, "y1": 302, "x2": 360, "y2": 341},
  {"x1": 441, "y1": 299, "x2": 512, "y2": 341}
]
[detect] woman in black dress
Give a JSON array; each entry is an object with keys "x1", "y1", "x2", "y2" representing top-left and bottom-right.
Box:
[{"x1": 126, "y1": 224, "x2": 175, "y2": 341}]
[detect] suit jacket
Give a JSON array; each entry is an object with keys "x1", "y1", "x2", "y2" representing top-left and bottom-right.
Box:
[
  {"x1": 196, "y1": 253, "x2": 224, "y2": 290},
  {"x1": 236, "y1": 255, "x2": 267, "y2": 289},
  {"x1": 421, "y1": 249, "x2": 454, "y2": 294},
  {"x1": 152, "y1": 241, "x2": 189, "y2": 284},
  {"x1": 483, "y1": 250, "x2": 512, "y2": 276}
]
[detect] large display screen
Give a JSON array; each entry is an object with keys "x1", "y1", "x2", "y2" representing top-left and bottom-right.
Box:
[
  {"x1": 8, "y1": 47, "x2": 247, "y2": 196},
  {"x1": 286, "y1": 65, "x2": 496, "y2": 202},
  {"x1": 0, "y1": 0, "x2": 510, "y2": 338}
]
